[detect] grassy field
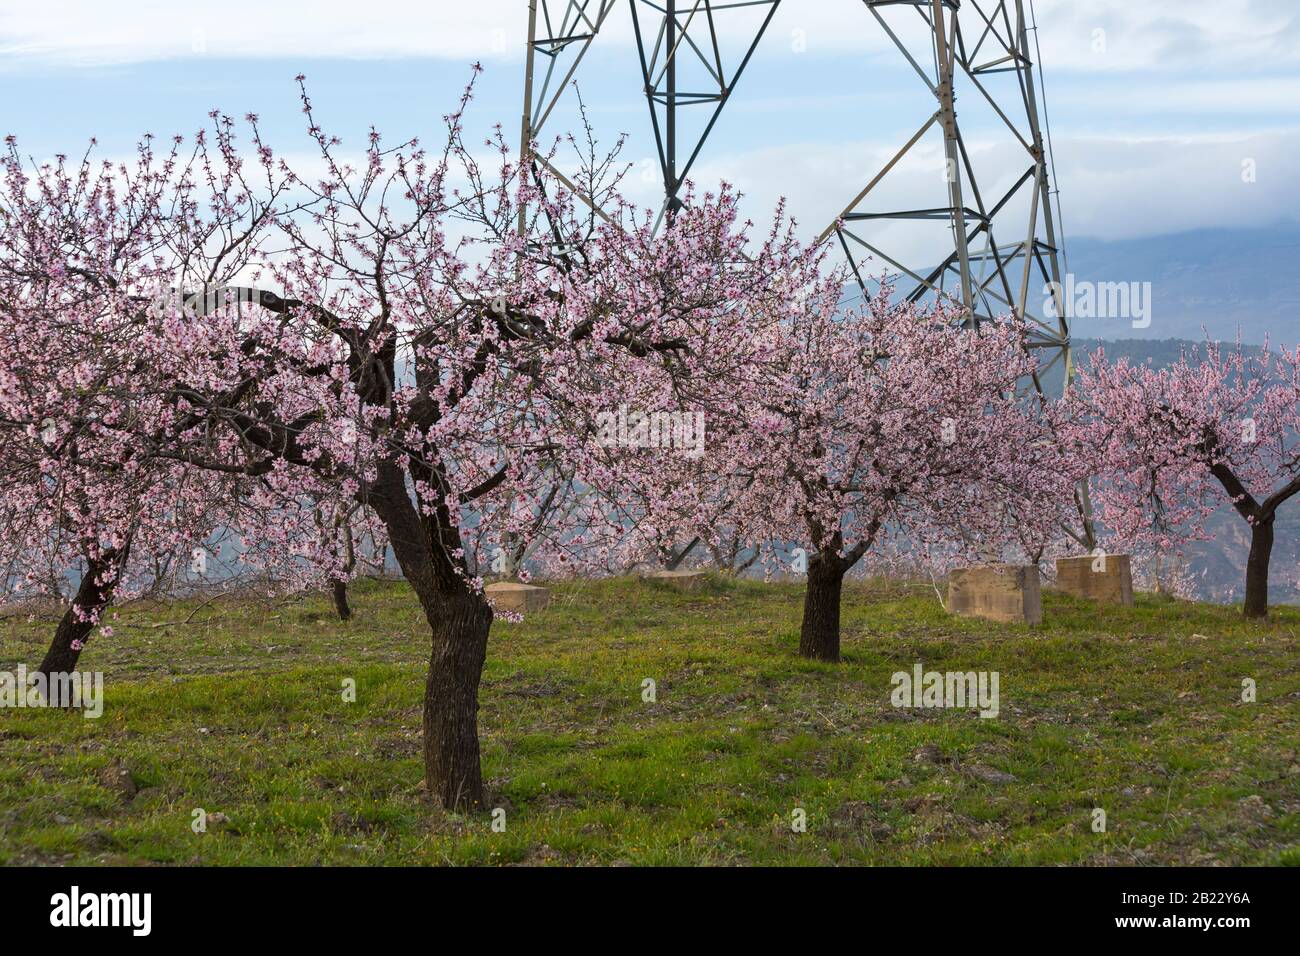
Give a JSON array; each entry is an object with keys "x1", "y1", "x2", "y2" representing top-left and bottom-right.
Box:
[{"x1": 0, "y1": 575, "x2": 1297, "y2": 866}]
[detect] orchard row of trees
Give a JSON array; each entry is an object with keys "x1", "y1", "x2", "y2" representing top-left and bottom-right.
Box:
[{"x1": 3, "y1": 74, "x2": 1298, "y2": 810}]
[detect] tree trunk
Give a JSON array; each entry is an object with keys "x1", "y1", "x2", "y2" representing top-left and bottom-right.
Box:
[
  {"x1": 331, "y1": 579, "x2": 353, "y2": 621},
  {"x1": 366, "y1": 461, "x2": 491, "y2": 812},
  {"x1": 330, "y1": 516, "x2": 358, "y2": 620},
  {"x1": 799, "y1": 553, "x2": 845, "y2": 662},
  {"x1": 38, "y1": 606, "x2": 93, "y2": 678},
  {"x1": 665, "y1": 536, "x2": 699, "y2": 571},
  {"x1": 1243, "y1": 519, "x2": 1274, "y2": 619},
  {"x1": 37, "y1": 550, "x2": 125, "y2": 680},
  {"x1": 422, "y1": 588, "x2": 492, "y2": 811}
]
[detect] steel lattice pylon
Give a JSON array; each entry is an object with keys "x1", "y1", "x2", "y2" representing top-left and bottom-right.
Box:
[
  {"x1": 519, "y1": 1, "x2": 779, "y2": 232},
  {"x1": 820, "y1": 0, "x2": 1072, "y2": 396},
  {"x1": 520, "y1": 0, "x2": 1092, "y2": 541}
]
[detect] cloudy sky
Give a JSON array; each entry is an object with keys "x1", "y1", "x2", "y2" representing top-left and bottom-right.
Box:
[{"x1": 1, "y1": 0, "x2": 1296, "y2": 289}]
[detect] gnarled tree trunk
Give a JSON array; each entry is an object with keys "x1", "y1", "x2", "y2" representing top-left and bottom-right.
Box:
[
  {"x1": 368, "y1": 461, "x2": 491, "y2": 811},
  {"x1": 422, "y1": 587, "x2": 491, "y2": 810},
  {"x1": 799, "y1": 552, "x2": 846, "y2": 662},
  {"x1": 1243, "y1": 519, "x2": 1274, "y2": 619},
  {"x1": 1210, "y1": 462, "x2": 1287, "y2": 621},
  {"x1": 37, "y1": 548, "x2": 127, "y2": 680},
  {"x1": 330, "y1": 512, "x2": 358, "y2": 621},
  {"x1": 331, "y1": 579, "x2": 353, "y2": 621}
]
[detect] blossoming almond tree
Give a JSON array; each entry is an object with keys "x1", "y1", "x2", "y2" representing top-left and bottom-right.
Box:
[
  {"x1": 0, "y1": 289, "x2": 365, "y2": 676},
  {"x1": 726, "y1": 286, "x2": 1073, "y2": 661},
  {"x1": 1067, "y1": 342, "x2": 1300, "y2": 618},
  {"x1": 1, "y1": 72, "x2": 828, "y2": 808},
  {"x1": 0, "y1": 125, "x2": 383, "y2": 677},
  {"x1": 0, "y1": 137, "x2": 256, "y2": 676}
]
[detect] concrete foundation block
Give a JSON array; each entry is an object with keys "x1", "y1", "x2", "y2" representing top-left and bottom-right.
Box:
[
  {"x1": 485, "y1": 581, "x2": 551, "y2": 614},
  {"x1": 642, "y1": 569, "x2": 709, "y2": 592},
  {"x1": 948, "y1": 564, "x2": 1043, "y2": 625},
  {"x1": 1055, "y1": 554, "x2": 1134, "y2": 606}
]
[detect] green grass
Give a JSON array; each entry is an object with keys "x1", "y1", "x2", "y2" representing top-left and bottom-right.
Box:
[{"x1": 1, "y1": 574, "x2": 1297, "y2": 865}]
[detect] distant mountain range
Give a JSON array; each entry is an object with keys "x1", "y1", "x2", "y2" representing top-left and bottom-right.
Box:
[{"x1": 1061, "y1": 222, "x2": 1300, "y2": 345}]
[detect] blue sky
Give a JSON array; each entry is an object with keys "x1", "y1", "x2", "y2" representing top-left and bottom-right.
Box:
[{"x1": 1, "y1": 0, "x2": 1298, "y2": 312}]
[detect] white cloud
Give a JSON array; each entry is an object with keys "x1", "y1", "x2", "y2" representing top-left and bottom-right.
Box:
[
  {"x1": 672, "y1": 127, "x2": 1300, "y2": 261},
  {"x1": 1031, "y1": 0, "x2": 1300, "y2": 72},
  {"x1": 0, "y1": 0, "x2": 529, "y2": 65},
  {"x1": 1052, "y1": 129, "x2": 1300, "y2": 238},
  {"x1": 4, "y1": 1, "x2": 1296, "y2": 259},
  {"x1": 2, "y1": 0, "x2": 1296, "y2": 73},
  {"x1": 1052, "y1": 76, "x2": 1300, "y2": 116}
]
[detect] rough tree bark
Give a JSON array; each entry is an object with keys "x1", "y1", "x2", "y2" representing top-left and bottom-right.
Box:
[
  {"x1": 368, "y1": 462, "x2": 490, "y2": 811},
  {"x1": 328, "y1": 512, "x2": 358, "y2": 621},
  {"x1": 421, "y1": 586, "x2": 491, "y2": 810},
  {"x1": 1210, "y1": 461, "x2": 1288, "y2": 620},
  {"x1": 799, "y1": 551, "x2": 846, "y2": 662},
  {"x1": 331, "y1": 579, "x2": 353, "y2": 621},
  {"x1": 37, "y1": 547, "x2": 127, "y2": 680},
  {"x1": 1243, "y1": 518, "x2": 1274, "y2": 619},
  {"x1": 797, "y1": 525, "x2": 876, "y2": 663}
]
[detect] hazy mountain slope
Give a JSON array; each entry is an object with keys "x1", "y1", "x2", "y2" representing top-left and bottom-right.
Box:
[{"x1": 1062, "y1": 222, "x2": 1300, "y2": 344}]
